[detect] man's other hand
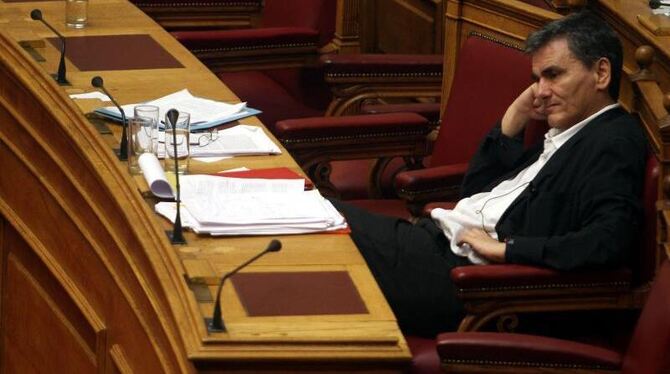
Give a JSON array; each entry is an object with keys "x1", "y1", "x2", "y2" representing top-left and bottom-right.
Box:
[
  {"x1": 501, "y1": 84, "x2": 548, "y2": 137},
  {"x1": 458, "y1": 228, "x2": 506, "y2": 263}
]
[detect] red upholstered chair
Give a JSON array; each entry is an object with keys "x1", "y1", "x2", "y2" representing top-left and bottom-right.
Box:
[
  {"x1": 442, "y1": 45, "x2": 665, "y2": 333},
  {"x1": 278, "y1": 31, "x2": 664, "y2": 325},
  {"x1": 172, "y1": 0, "x2": 337, "y2": 132},
  {"x1": 406, "y1": 335, "x2": 443, "y2": 374},
  {"x1": 444, "y1": 154, "x2": 658, "y2": 332},
  {"x1": 436, "y1": 259, "x2": 670, "y2": 373},
  {"x1": 172, "y1": 0, "x2": 443, "y2": 137},
  {"x1": 276, "y1": 33, "x2": 536, "y2": 206}
]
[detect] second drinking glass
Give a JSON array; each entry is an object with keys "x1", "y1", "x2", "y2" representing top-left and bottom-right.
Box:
[{"x1": 164, "y1": 111, "x2": 190, "y2": 174}]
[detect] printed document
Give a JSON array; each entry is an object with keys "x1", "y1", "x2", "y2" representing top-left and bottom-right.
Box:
[{"x1": 94, "y1": 89, "x2": 261, "y2": 131}]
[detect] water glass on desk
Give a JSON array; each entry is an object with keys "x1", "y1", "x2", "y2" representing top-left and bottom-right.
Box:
[
  {"x1": 164, "y1": 112, "x2": 190, "y2": 174},
  {"x1": 128, "y1": 117, "x2": 153, "y2": 174},
  {"x1": 134, "y1": 105, "x2": 160, "y2": 155},
  {"x1": 65, "y1": 0, "x2": 88, "y2": 28}
]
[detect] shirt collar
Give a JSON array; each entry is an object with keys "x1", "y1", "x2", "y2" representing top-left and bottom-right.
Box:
[{"x1": 545, "y1": 103, "x2": 620, "y2": 151}]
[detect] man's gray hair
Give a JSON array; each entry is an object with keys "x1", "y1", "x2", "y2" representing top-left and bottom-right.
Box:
[{"x1": 525, "y1": 11, "x2": 623, "y2": 101}]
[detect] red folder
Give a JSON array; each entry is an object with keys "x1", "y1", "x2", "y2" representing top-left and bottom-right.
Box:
[{"x1": 214, "y1": 167, "x2": 314, "y2": 189}]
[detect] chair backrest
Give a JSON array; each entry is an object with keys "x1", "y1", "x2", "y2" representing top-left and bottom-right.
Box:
[
  {"x1": 621, "y1": 260, "x2": 670, "y2": 374},
  {"x1": 430, "y1": 34, "x2": 535, "y2": 167},
  {"x1": 635, "y1": 154, "x2": 659, "y2": 286},
  {"x1": 262, "y1": 0, "x2": 337, "y2": 47}
]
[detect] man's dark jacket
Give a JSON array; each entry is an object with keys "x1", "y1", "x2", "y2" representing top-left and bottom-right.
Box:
[{"x1": 461, "y1": 107, "x2": 647, "y2": 271}]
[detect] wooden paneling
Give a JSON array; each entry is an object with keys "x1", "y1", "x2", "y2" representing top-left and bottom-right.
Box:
[
  {"x1": 0, "y1": 11, "x2": 192, "y2": 371},
  {"x1": 594, "y1": 0, "x2": 670, "y2": 264},
  {"x1": 332, "y1": 0, "x2": 364, "y2": 53},
  {"x1": 360, "y1": 0, "x2": 444, "y2": 54},
  {"x1": 109, "y1": 344, "x2": 133, "y2": 374},
  {"x1": 1, "y1": 227, "x2": 100, "y2": 374}
]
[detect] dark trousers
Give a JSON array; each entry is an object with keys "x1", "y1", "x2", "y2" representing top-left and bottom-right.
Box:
[{"x1": 330, "y1": 200, "x2": 472, "y2": 337}]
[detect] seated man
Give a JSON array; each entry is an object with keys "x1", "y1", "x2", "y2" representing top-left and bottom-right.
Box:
[{"x1": 330, "y1": 11, "x2": 647, "y2": 337}]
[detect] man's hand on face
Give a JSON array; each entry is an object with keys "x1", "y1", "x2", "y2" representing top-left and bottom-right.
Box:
[
  {"x1": 458, "y1": 228, "x2": 506, "y2": 263},
  {"x1": 501, "y1": 84, "x2": 548, "y2": 137}
]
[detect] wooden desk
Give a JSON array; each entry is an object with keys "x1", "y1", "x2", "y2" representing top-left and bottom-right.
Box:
[{"x1": 0, "y1": 0, "x2": 411, "y2": 372}]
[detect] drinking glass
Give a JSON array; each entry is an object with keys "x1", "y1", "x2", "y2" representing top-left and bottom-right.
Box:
[
  {"x1": 65, "y1": 0, "x2": 88, "y2": 28},
  {"x1": 134, "y1": 105, "x2": 160, "y2": 155},
  {"x1": 164, "y1": 111, "x2": 190, "y2": 174},
  {"x1": 127, "y1": 117, "x2": 153, "y2": 174}
]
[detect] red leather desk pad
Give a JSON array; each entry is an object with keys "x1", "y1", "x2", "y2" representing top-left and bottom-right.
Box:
[
  {"x1": 231, "y1": 271, "x2": 369, "y2": 316},
  {"x1": 48, "y1": 34, "x2": 183, "y2": 71}
]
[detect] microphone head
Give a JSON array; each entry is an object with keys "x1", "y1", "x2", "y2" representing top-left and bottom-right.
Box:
[
  {"x1": 91, "y1": 76, "x2": 104, "y2": 88},
  {"x1": 30, "y1": 9, "x2": 43, "y2": 20},
  {"x1": 650, "y1": 0, "x2": 662, "y2": 9},
  {"x1": 266, "y1": 239, "x2": 282, "y2": 252},
  {"x1": 166, "y1": 109, "x2": 179, "y2": 126}
]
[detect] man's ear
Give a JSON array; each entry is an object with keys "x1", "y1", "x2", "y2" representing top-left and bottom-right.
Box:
[{"x1": 594, "y1": 57, "x2": 612, "y2": 91}]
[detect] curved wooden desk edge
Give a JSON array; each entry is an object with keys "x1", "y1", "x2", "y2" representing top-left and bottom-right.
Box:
[{"x1": 0, "y1": 30, "x2": 198, "y2": 373}]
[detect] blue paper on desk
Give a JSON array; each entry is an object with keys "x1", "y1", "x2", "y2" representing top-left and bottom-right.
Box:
[{"x1": 93, "y1": 89, "x2": 261, "y2": 131}]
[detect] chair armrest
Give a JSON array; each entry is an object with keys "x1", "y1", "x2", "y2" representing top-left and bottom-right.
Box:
[
  {"x1": 437, "y1": 332, "x2": 622, "y2": 372},
  {"x1": 131, "y1": 0, "x2": 263, "y2": 32},
  {"x1": 173, "y1": 27, "x2": 319, "y2": 52},
  {"x1": 276, "y1": 112, "x2": 431, "y2": 150},
  {"x1": 275, "y1": 113, "x2": 432, "y2": 192},
  {"x1": 361, "y1": 102, "x2": 441, "y2": 126},
  {"x1": 451, "y1": 264, "x2": 632, "y2": 299},
  {"x1": 321, "y1": 53, "x2": 443, "y2": 83},
  {"x1": 321, "y1": 54, "x2": 443, "y2": 116},
  {"x1": 172, "y1": 27, "x2": 319, "y2": 69},
  {"x1": 276, "y1": 112, "x2": 432, "y2": 160},
  {"x1": 395, "y1": 163, "x2": 469, "y2": 204}
]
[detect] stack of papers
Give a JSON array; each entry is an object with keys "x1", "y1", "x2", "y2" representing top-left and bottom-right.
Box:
[
  {"x1": 156, "y1": 125, "x2": 281, "y2": 158},
  {"x1": 190, "y1": 125, "x2": 281, "y2": 157},
  {"x1": 155, "y1": 175, "x2": 347, "y2": 235},
  {"x1": 137, "y1": 154, "x2": 347, "y2": 235},
  {"x1": 94, "y1": 89, "x2": 261, "y2": 131}
]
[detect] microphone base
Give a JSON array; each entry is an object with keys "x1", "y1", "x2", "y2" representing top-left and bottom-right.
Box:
[
  {"x1": 50, "y1": 73, "x2": 70, "y2": 86},
  {"x1": 204, "y1": 317, "x2": 227, "y2": 333},
  {"x1": 113, "y1": 148, "x2": 128, "y2": 161},
  {"x1": 165, "y1": 230, "x2": 187, "y2": 245}
]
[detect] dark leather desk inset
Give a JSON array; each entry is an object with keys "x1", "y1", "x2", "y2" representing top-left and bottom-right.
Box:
[
  {"x1": 48, "y1": 34, "x2": 183, "y2": 71},
  {"x1": 231, "y1": 271, "x2": 369, "y2": 316}
]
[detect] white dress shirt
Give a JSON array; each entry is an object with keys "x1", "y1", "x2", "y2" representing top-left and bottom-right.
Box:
[{"x1": 431, "y1": 104, "x2": 620, "y2": 264}]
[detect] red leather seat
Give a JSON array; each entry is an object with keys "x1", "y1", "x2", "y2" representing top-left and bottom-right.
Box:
[
  {"x1": 449, "y1": 154, "x2": 658, "y2": 332},
  {"x1": 406, "y1": 335, "x2": 442, "y2": 374},
  {"x1": 436, "y1": 259, "x2": 670, "y2": 373},
  {"x1": 276, "y1": 34, "x2": 537, "y2": 215},
  {"x1": 219, "y1": 70, "x2": 325, "y2": 133}
]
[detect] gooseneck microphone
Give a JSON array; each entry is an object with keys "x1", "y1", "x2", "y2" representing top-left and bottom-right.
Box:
[
  {"x1": 208, "y1": 239, "x2": 282, "y2": 332},
  {"x1": 91, "y1": 76, "x2": 128, "y2": 161},
  {"x1": 30, "y1": 9, "x2": 68, "y2": 85},
  {"x1": 650, "y1": 0, "x2": 670, "y2": 9},
  {"x1": 165, "y1": 109, "x2": 186, "y2": 245}
]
